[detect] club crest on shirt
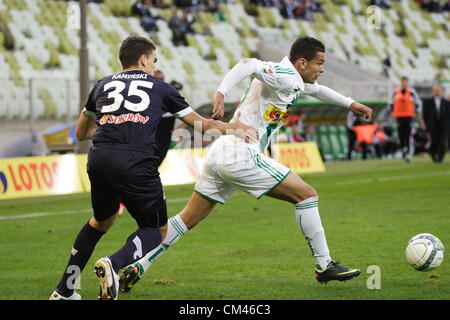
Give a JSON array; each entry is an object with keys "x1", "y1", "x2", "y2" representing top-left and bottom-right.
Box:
[
  {"x1": 263, "y1": 104, "x2": 291, "y2": 124},
  {"x1": 262, "y1": 64, "x2": 275, "y2": 74}
]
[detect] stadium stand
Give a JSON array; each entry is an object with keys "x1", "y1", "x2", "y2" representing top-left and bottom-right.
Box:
[{"x1": 0, "y1": 0, "x2": 449, "y2": 158}]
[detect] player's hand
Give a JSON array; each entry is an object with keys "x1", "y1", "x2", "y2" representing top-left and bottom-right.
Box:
[
  {"x1": 230, "y1": 112, "x2": 258, "y2": 143},
  {"x1": 349, "y1": 102, "x2": 373, "y2": 121},
  {"x1": 212, "y1": 91, "x2": 225, "y2": 119}
]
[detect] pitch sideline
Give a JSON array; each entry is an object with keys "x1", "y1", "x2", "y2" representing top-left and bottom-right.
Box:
[{"x1": 1, "y1": 170, "x2": 449, "y2": 221}]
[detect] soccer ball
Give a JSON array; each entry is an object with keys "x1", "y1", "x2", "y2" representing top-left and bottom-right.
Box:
[{"x1": 405, "y1": 233, "x2": 444, "y2": 271}]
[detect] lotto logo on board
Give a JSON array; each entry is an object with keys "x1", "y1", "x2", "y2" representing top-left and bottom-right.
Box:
[
  {"x1": 6, "y1": 161, "x2": 59, "y2": 192},
  {"x1": 0, "y1": 171, "x2": 7, "y2": 194},
  {"x1": 0, "y1": 155, "x2": 84, "y2": 199}
]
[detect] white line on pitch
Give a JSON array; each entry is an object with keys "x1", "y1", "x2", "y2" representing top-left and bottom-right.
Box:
[
  {"x1": 0, "y1": 197, "x2": 191, "y2": 221},
  {"x1": 333, "y1": 171, "x2": 450, "y2": 186},
  {"x1": 1, "y1": 170, "x2": 449, "y2": 221}
]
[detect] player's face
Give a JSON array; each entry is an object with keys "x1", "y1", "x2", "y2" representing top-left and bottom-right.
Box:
[
  {"x1": 142, "y1": 50, "x2": 158, "y2": 76},
  {"x1": 296, "y1": 51, "x2": 325, "y2": 84}
]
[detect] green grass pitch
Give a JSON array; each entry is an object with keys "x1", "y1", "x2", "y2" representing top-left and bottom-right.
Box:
[{"x1": 0, "y1": 157, "x2": 449, "y2": 300}]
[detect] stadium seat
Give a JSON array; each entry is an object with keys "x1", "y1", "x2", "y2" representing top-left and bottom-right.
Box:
[
  {"x1": 328, "y1": 125, "x2": 345, "y2": 160},
  {"x1": 317, "y1": 125, "x2": 334, "y2": 161}
]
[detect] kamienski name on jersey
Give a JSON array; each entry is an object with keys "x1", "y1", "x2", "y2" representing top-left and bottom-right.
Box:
[{"x1": 112, "y1": 73, "x2": 149, "y2": 80}]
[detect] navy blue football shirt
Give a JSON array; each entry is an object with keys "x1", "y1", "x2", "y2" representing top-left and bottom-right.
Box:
[{"x1": 84, "y1": 70, "x2": 192, "y2": 156}]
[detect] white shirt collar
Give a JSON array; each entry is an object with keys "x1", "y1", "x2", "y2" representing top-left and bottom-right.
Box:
[{"x1": 280, "y1": 56, "x2": 305, "y2": 91}]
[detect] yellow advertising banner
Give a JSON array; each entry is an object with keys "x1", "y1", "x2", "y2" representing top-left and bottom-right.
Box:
[
  {"x1": 274, "y1": 142, "x2": 326, "y2": 174},
  {"x1": 0, "y1": 142, "x2": 325, "y2": 200},
  {"x1": 77, "y1": 148, "x2": 209, "y2": 192},
  {"x1": 77, "y1": 154, "x2": 90, "y2": 192},
  {"x1": 158, "y1": 148, "x2": 208, "y2": 186},
  {"x1": 0, "y1": 154, "x2": 85, "y2": 200}
]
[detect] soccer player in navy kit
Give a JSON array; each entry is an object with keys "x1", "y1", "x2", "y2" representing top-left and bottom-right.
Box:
[{"x1": 49, "y1": 36, "x2": 255, "y2": 300}]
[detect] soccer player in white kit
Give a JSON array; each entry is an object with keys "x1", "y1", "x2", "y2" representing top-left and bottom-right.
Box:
[{"x1": 119, "y1": 36, "x2": 373, "y2": 291}]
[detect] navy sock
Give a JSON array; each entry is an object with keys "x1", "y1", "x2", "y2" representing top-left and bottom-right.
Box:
[
  {"x1": 56, "y1": 221, "x2": 105, "y2": 296},
  {"x1": 109, "y1": 227, "x2": 162, "y2": 273}
]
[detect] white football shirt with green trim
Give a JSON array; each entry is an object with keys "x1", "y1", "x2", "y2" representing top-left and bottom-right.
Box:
[{"x1": 217, "y1": 56, "x2": 353, "y2": 153}]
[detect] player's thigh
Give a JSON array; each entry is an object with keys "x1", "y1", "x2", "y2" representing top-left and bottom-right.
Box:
[
  {"x1": 88, "y1": 171, "x2": 122, "y2": 223},
  {"x1": 121, "y1": 179, "x2": 168, "y2": 229},
  {"x1": 179, "y1": 192, "x2": 218, "y2": 229},
  {"x1": 266, "y1": 172, "x2": 317, "y2": 204}
]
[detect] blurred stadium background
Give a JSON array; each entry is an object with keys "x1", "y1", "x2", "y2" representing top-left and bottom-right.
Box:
[
  {"x1": 0, "y1": 0, "x2": 449, "y2": 160},
  {"x1": 0, "y1": 0, "x2": 449, "y2": 301}
]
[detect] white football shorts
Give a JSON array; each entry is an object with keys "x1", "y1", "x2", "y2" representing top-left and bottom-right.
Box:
[{"x1": 194, "y1": 136, "x2": 291, "y2": 204}]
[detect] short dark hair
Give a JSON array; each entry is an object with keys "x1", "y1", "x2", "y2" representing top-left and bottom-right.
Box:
[
  {"x1": 401, "y1": 76, "x2": 409, "y2": 81},
  {"x1": 119, "y1": 36, "x2": 156, "y2": 69},
  {"x1": 289, "y1": 36, "x2": 325, "y2": 63}
]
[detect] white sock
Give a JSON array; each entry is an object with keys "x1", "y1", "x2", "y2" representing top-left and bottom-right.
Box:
[
  {"x1": 136, "y1": 214, "x2": 188, "y2": 272},
  {"x1": 295, "y1": 196, "x2": 332, "y2": 271}
]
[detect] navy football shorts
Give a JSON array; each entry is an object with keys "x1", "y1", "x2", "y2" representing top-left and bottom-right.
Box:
[{"x1": 87, "y1": 145, "x2": 167, "y2": 228}]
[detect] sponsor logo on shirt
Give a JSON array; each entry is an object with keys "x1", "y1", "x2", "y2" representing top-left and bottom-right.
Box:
[
  {"x1": 263, "y1": 104, "x2": 291, "y2": 124},
  {"x1": 99, "y1": 113, "x2": 149, "y2": 125}
]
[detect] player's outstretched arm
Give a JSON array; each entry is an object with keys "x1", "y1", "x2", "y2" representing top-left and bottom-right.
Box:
[
  {"x1": 348, "y1": 101, "x2": 373, "y2": 121},
  {"x1": 212, "y1": 58, "x2": 260, "y2": 119},
  {"x1": 180, "y1": 111, "x2": 258, "y2": 143},
  {"x1": 306, "y1": 84, "x2": 372, "y2": 120},
  {"x1": 76, "y1": 112, "x2": 97, "y2": 141}
]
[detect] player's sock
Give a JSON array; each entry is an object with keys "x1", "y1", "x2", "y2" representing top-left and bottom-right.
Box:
[
  {"x1": 56, "y1": 221, "x2": 105, "y2": 296},
  {"x1": 136, "y1": 214, "x2": 188, "y2": 273},
  {"x1": 295, "y1": 196, "x2": 332, "y2": 271},
  {"x1": 109, "y1": 227, "x2": 162, "y2": 274}
]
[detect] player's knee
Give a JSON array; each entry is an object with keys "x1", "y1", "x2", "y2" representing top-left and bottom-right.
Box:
[
  {"x1": 297, "y1": 185, "x2": 318, "y2": 202},
  {"x1": 158, "y1": 224, "x2": 168, "y2": 240},
  {"x1": 89, "y1": 216, "x2": 115, "y2": 233}
]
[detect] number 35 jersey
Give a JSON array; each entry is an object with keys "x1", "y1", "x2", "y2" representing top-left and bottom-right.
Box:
[{"x1": 83, "y1": 70, "x2": 193, "y2": 156}]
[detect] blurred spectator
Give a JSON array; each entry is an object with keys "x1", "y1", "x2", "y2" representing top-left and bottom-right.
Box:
[
  {"x1": 420, "y1": 0, "x2": 442, "y2": 12},
  {"x1": 373, "y1": 123, "x2": 397, "y2": 159},
  {"x1": 287, "y1": 112, "x2": 307, "y2": 142},
  {"x1": 382, "y1": 56, "x2": 391, "y2": 78},
  {"x1": 353, "y1": 123, "x2": 377, "y2": 160},
  {"x1": 280, "y1": 0, "x2": 296, "y2": 19},
  {"x1": 250, "y1": 0, "x2": 277, "y2": 7},
  {"x1": 202, "y1": 0, "x2": 227, "y2": 21},
  {"x1": 169, "y1": 9, "x2": 195, "y2": 46},
  {"x1": 422, "y1": 85, "x2": 450, "y2": 163},
  {"x1": 174, "y1": 0, "x2": 193, "y2": 8},
  {"x1": 301, "y1": 124, "x2": 315, "y2": 141},
  {"x1": 443, "y1": 0, "x2": 450, "y2": 12},
  {"x1": 294, "y1": 1, "x2": 314, "y2": 21},
  {"x1": 310, "y1": 0, "x2": 324, "y2": 13},
  {"x1": 131, "y1": 0, "x2": 163, "y2": 32},
  {"x1": 152, "y1": 0, "x2": 171, "y2": 9},
  {"x1": 370, "y1": 0, "x2": 391, "y2": 9},
  {"x1": 346, "y1": 111, "x2": 368, "y2": 160},
  {"x1": 390, "y1": 76, "x2": 422, "y2": 162},
  {"x1": 412, "y1": 127, "x2": 431, "y2": 156}
]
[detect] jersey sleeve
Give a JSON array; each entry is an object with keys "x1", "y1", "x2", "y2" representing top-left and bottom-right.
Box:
[
  {"x1": 82, "y1": 82, "x2": 99, "y2": 119},
  {"x1": 162, "y1": 83, "x2": 193, "y2": 118},
  {"x1": 305, "y1": 84, "x2": 354, "y2": 108},
  {"x1": 217, "y1": 58, "x2": 296, "y2": 96}
]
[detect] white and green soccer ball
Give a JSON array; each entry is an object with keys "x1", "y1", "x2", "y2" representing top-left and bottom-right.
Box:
[{"x1": 405, "y1": 233, "x2": 444, "y2": 271}]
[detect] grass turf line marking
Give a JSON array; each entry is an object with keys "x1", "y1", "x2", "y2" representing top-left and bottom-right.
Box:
[
  {"x1": 1, "y1": 170, "x2": 449, "y2": 221},
  {"x1": 0, "y1": 197, "x2": 191, "y2": 221},
  {"x1": 333, "y1": 171, "x2": 450, "y2": 186}
]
